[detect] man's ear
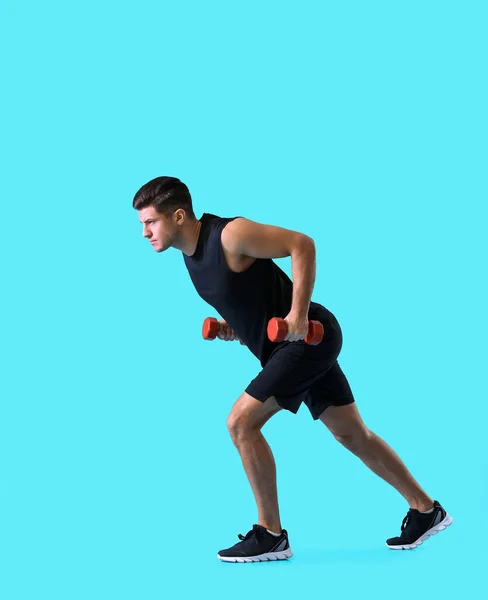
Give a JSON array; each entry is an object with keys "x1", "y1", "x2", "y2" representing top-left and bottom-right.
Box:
[{"x1": 174, "y1": 208, "x2": 186, "y2": 224}]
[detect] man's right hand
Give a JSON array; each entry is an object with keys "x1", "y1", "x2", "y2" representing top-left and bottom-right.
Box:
[{"x1": 218, "y1": 319, "x2": 246, "y2": 345}]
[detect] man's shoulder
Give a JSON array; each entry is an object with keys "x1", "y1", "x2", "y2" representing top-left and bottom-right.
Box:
[
  {"x1": 199, "y1": 212, "x2": 239, "y2": 227},
  {"x1": 207, "y1": 214, "x2": 246, "y2": 238},
  {"x1": 220, "y1": 217, "x2": 249, "y2": 258}
]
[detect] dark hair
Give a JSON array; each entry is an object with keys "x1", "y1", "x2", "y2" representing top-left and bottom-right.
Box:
[{"x1": 132, "y1": 176, "x2": 195, "y2": 219}]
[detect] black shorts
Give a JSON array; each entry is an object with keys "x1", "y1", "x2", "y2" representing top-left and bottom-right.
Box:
[{"x1": 245, "y1": 309, "x2": 355, "y2": 420}]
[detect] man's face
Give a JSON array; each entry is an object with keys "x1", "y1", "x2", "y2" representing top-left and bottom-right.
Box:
[{"x1": 138, "y1": 205, "x2": 175, "y2": 253}]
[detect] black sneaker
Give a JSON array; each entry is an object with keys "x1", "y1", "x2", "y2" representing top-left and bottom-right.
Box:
[
  {"x1": 217, "y1": 524, "x2": 293, "y2": 563},
  {"x1": 386, "y1": 500, "x2": 453, "y2": 550}
]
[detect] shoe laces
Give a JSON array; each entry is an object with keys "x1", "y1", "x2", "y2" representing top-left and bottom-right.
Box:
[
  {"x1": 238, "y1": 524, "x2": 261, "y2": 542},
  {"x1": 401, "y1": 506, "x2": 436, "y2": 531},
  {"x1": 401, "y1": 511, "x2": 412, "y2": 532}
]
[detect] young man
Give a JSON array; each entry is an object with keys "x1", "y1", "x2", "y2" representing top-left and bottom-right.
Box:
[{"x1": 133, "y1": 176, "x2": 452, "y2": 563}]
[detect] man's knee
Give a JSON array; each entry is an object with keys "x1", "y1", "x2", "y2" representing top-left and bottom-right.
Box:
[
  {"x1": 227, "y1": 394, "x2": 281, "y2": 443},
  {"x1": 320, "y1": 404, "x2": 371, "y2": 452},
  {"x1": 227, "y1": 411, "x2": 254, "y2": 442},
  {"x1": 333, "y1": 425, "x2": 371, "y2": 452}
]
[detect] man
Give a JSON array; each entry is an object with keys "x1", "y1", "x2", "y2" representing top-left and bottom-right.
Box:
[{"x1": 133, "y1": 176, "x2": 452, "y2": 563}]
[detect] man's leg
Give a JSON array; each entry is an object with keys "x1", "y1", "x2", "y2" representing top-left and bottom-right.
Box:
[
  {"x1": 227, "y1": 392, "x2": 283, "y2": 532},
  {"x1": 319, "y1": 403, "x2": 434, "y2": 511}
]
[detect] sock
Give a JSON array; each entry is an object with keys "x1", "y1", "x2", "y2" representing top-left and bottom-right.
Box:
[
  {"x1": 266, "y1": 529, "x2": 282, "y2": 537},
  {"x1": 420, "y1": 507, "x2": 435, "y2": 514}
]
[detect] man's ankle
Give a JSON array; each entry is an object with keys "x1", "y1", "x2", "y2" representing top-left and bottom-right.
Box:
[
  {"x1": 259, "y1": 522, "x2": 282, "y2": 534},
  {"x1": 409, "y1": 498, "x2": 435, "y2": 512}
]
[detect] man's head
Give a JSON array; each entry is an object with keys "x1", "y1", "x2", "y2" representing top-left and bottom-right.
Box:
[{"x1": 133, "y1": 176, "x2": 196, "y2": 253}]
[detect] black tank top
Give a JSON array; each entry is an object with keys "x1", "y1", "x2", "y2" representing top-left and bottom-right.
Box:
[{"x1": 183, "y1": 213, "x2": 329, "y2": 366}]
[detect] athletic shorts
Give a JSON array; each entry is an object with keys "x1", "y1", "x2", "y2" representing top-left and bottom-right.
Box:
[{"x1": 245, "y1": 308, "x2": 355, "y2": 420}]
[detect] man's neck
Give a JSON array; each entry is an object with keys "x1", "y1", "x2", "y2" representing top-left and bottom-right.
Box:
[{"x1": 178, "y1": 218, "x2": 203, "y2": 256}]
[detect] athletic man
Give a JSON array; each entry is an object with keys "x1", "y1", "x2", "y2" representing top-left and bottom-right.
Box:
[{"x1": 133, "y1": 176, "x2": 452, "y2": 563}]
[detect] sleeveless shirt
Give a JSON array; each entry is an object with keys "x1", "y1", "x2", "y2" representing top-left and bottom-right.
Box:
[{"x1": 183, "y1": 213, "x2": 328, "y2": 367}]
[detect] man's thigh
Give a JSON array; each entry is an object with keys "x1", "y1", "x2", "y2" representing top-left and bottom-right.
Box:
[{"x1": 318, "y1": 403, "x2": 367, "y2": 437}]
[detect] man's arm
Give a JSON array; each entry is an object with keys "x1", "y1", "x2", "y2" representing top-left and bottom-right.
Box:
[{"x1": 221, "y1": 218, "x2": 316, "y2": 321}]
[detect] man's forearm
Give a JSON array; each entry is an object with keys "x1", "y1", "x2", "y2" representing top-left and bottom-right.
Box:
[{"x1": 289, "y1": 236, "x2": 316, "y2": 318}]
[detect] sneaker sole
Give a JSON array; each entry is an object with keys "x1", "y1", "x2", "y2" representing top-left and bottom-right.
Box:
[
  {"x1": 217, "y1": 548, "x2": 293, "y2": 563},
  {"x1": 386, "y1": 513, "x2": 453, "y2": 550}
]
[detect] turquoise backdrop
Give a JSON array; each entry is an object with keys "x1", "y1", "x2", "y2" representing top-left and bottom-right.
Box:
[{"x1": 1, "y1": 1, "x2": 486, "y2": 598}]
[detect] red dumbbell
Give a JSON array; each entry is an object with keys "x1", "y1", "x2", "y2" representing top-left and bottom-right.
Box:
[{"x1": 267, "y1": 317, "x2": 324, "y2": 345}]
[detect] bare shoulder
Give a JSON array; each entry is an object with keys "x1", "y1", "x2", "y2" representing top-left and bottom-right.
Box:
[
  {"x1": 221, "y1": 217, "x2": 313, "y2": 260},
  {"x1": 220, "y1": 218, "x2": 256, "y2": 272},
  {"x1": 221, "y1": 218, "x2": 251, "y2": 255}
]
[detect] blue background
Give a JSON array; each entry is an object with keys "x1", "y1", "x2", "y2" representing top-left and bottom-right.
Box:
[{"x1": 1, "y1": 0, "x2": 487, "y2": 598}]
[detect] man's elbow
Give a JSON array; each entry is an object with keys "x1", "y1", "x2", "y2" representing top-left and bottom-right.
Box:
[
  {"x1": 290, "y1": 234, "x2": 315, "y2": 254},
  {"x1": 299, "y1": 234, "x2": 315, "y2": 250}
]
